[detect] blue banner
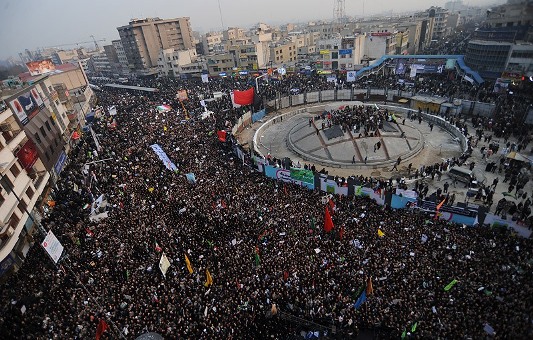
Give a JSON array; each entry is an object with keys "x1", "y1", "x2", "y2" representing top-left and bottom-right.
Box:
[
  {"x1": 150, "y1": 144, "x2": 178, "y2": 172},
  {"x1": 339, "y1": 49, "x2": 352, "y2": 55},
  {"x1": 252, "y1": 109, "x2": 266, "y2": 123}
]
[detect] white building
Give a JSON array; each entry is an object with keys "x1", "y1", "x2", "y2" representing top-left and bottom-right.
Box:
[
  {"x1": 0, "y1": 100, "x2": 50, "y2": 281},
  {"x1": 157, "y1": 48, "x2": 199, "y2": 77}
]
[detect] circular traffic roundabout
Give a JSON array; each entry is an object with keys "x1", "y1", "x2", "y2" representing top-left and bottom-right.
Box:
[{"x1": 254, "y1": 101, "x2": 464, "y2": 170}]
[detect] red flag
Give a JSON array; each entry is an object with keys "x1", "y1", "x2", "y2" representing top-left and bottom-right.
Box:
[
  {"x1": 95, "y1": 319, "x2": 108, "y2": 340},
  {"x1": 233, "y1": 88, "x2": 254, "y2": 105},
  {"x1": 366, "y1": 276, "x2": 374, "y2": 295},
  {"x1": 324, "y1": 206, "x2": 334, "y2": 232},
  {"x1": 85, "y1": 228, "x2": 94, "y2": 237},
  {"x1": 328, "y1": 198, "x2": 335, "y2": 214},
  {"x1": 283, "y1": 271, "x2": 289, "y2": 281},
  {"x1": 217, "y1": 130, "x2": 227, "y2": 142},
  {"x1": 339, "y1": 225, "x2": 345, "y2": 240}
]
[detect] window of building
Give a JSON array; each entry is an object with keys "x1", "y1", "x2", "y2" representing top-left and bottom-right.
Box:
[
  {"x1": 45, "y1": 121, "x2": 52, "y2": 132},
  {"x1": 45, "y1": 151, "x2": 50, "y2": 161},
  {"x1": 40, "y1": 126, "x2": 46, "y2": 138},
  {"x1": 10, "y1": 163, "x2": 20, "y2": 177},
  {"x1": 18, "y1": 199, "x2": 28, "y2": 214},
  {"x1": 26, "y1": 186, "x2": 34, "y2": 199},
  {"x1": 1, "y1": 174, "x2": 14, "y2": 192},
  {"x1": 34, "y1": 132, "x2": 41, "y2": 143}
]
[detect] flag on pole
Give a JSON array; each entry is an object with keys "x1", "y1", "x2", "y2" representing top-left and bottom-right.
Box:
[
  {"x1": 377, "y1": 229, "x2": 385, "y2": 237},
  {"x1": 204, "y1": 268, "x2": 213, "y2": 287},
  {"x1": 324, "y1": 206, "x2": 334, "y2": 232},
  {"x1": 444, "y1": 279, "x2": 458, "y2": 291},
  {"x1": 354, "y1": 290, "x2": 367, "y2": 310},
  {"x1": 339, "y1": 225, "x2": 345, "y2": 240},
  {"x1": 366, "y1": 276, "x2": 373, "y2": 295},
  {"x1": 310, "y1": 217, "x2": 316, "y2": 231},
  {"x1": 254, "y1": 246, "x2": 260, "y2": 266},
  {"x1": 217, "y1": 130, "x2": 227, "y2": 142},
  {"x1": 401, "y1": 329, "x2": 407, "y2": 339},
  {"x1": 232, "y1": 87, "x2": 254, "y2": 105},
  {"x1": 154, "y1": 241, "x2": 162, "y2": 252},
  {"x1": 411, "y1": 321, "x2": 418, "y2": 332},
  {"x1": 95, "y1": 319, "x2": 109, "y2": 340},
  {"x1": 328, "y1": 198, "x2": 335, "y2": 214},
  {"x1": 434, "y1": 198, "x2": 446, "y2": 219},
  {"x1": 185, "y1": 254, "x2": 193, "y2": 274}
]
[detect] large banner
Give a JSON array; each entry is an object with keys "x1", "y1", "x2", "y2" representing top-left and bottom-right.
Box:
[
  {"x1": 41, "y1": 230, "x2": 64, "y2": 264},
  {"x1": 159, "y1": 253, "x2": 171, "y2": 278},
  {"x1": 8, "y1": 86, "x2": 44, "y2": 125},
  {"x1": 26, "y1": 59, "x2": 56, "y2": 76},
  {"x1": 290, "y1": 168, "x2": 314, "y2": 186},
  {"x1": 150, "y1": 144, "x2": 178, "y2": 172},
  {"x1": 346, "y1": 71, "x2": 356, "y2": 82},
  {"x1": 319, "y1": 176, "x2": 348, "y2": 196},
  {"x1": 265, "y1": 165, "x2": 314, "y2": 189}
]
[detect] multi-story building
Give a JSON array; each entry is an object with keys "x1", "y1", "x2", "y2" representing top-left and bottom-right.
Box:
[
  {"x1": 157, "y1": 48, "x2": 200, "y2": 77},
  {"x1": 18, "y1": 63, "x2": 95, "y2": 134},
  {"x1": 430, "y1": 7, "x2": 450, "y2": 40},
  {"x1": 465, "y1": 0, "x2": 533, "y2": 78},
  {"x1": 2, "y1": 77, "x2": 71, "y2": 183},
  {"x1": 117, "y1": 17, "x2": 195, "y2": 74},
  {"x1": 269, "y1": 41, "x2": 297, "y2": 67},
  {"x1": 228, "y1": 42, "x2": 270, "y2": 70},
  {"x1": 206, "y1": 53, "x2": 235, "y2": 76},
  {"x1": 112, "y1": 40, "x2": 130, "y2": 75},
  {"x1": 88, "y1": 53, "x2": 112, "y2": 75},
  {"x1": 224, "y1": 27, "x2": 245, "y2": 41},
  {"x1": 0, "y1": 102, "x2": 50, "y2": 282},
  {"x1": 201, "y1": 32, "x2": 225, "y2": 55}
]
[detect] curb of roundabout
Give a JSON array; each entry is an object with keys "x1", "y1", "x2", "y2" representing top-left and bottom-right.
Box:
[{"x1": 252, "y1": 101, "x2": 464, "y2": 170}]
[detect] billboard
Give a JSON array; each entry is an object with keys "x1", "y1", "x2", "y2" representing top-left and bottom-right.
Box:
[
  {"x1": 26, "y1": 59, "x2": 56, "y2": 76},
  {"x1": 8, "y1": 86, "x2": 45, "y2": 125}
]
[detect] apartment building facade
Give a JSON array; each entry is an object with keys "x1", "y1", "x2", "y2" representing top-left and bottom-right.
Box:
[{"x1": 117, "y1": 17, "x2": 195, "y2": 74}]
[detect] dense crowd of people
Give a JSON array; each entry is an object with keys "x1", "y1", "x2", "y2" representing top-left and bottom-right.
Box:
[{"x1": 0, "y1": 70, "x2": 532, "y2": 340}]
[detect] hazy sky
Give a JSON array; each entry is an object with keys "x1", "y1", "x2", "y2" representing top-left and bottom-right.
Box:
[{"x1": 0, "y1": 0, "x2": 500, "y2": 60}]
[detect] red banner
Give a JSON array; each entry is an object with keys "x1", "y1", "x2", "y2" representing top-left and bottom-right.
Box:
[
  {"x1": 233, "y1": 88, "x2": 254, "y2": 105},
  {"x1": 16, "y1": 139, "x2": 38, "y2": 170}
]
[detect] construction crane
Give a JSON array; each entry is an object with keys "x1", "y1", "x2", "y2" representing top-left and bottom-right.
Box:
[{"x1": 41, "y1": 37, "x2": 106, "y2": 50}]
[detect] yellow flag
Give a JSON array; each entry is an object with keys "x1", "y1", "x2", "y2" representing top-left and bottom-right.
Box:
[
  {"x1": 164, "y1": 126, "x2": 168, "y2": 131},
  {"x1": 184, "y1": 254, "x2": 193, "y2": 274},
  {"x1": 377, "y1": 229, "x2": 385, "y2": 237},
  {"x1": 148, "y1": 187, "x2": 154, "y2": 193},
  {"x1": 205, "y1": 268, "x2": 213, "y2": 287}
]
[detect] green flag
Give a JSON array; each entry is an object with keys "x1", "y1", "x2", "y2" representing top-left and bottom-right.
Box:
[
  {"x1": 444, "y1": 279, "x2": 458, "y2": 291},
  {"x1": 401, "y1": 329, "x2": 406, "y2": 339},
  {"x1": 411, "y1": 322, "x2": 418, "y2": 332},
  {"x1": 310, "y1": 217, "x2": 316, "y2": 230},
  {"x1": 254, "y1": 253, "x2": 260, "y2": 266}
]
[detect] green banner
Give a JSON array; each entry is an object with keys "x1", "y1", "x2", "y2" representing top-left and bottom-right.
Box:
[{"x1": 290, "y1": 168, "x2": 314, "y2": 185}]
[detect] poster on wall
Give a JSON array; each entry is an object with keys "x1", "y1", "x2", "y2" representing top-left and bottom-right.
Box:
[{"x1": 8, "y1": 86, "x2": 45, "y2": 125}]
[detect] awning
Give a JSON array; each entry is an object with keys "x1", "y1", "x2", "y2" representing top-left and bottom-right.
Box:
[
  {"x1": 506, "y1": 151, "x2": 532, "y2": 163},
  {"x1": 71, "y1": 131, "x2": 81, "y2": 140},
  {"x1": 398, "y1": 98, "x2": 409, "y2": 103}
]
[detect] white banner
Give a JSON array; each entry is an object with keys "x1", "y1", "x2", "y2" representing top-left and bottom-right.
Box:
[
  {"x1": 108, "y1": 105, "x2": 117, "y2": 116},
  {"x1": 346, "y1": 71, "x2": 356, "y2": 82},
  {"x1": 41, "y1": 230, "x2": 64, "y2": 263},
  {"x1": 159, "y1": 253, "x2": 171, "y2": 278},
  {"x1": 201, "y1": 74, "x2": 209, "y2": 83}
]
